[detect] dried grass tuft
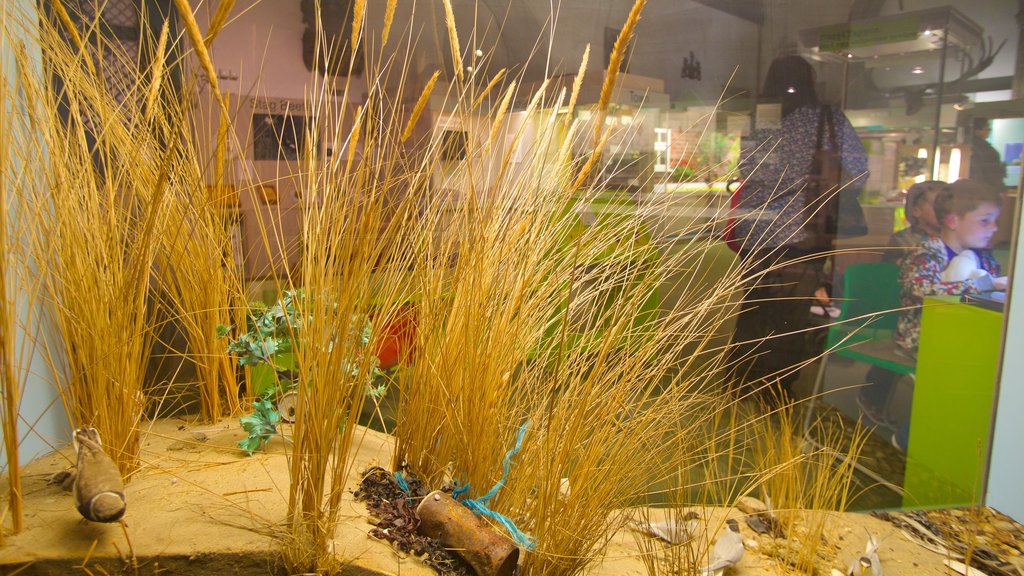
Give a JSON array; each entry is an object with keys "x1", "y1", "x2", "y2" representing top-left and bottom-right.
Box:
[{"x1": 753, "y1": 402, "x2": 870, "y2": 574}]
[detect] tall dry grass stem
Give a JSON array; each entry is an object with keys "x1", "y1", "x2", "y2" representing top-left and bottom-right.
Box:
[
  {"x1": 351, "y1": 0, "x2": 366, "y2": 54},
  {"x1": 204, "y1": 0, "x2": 236, "y2": 48},
  {"x1": 402, "y1": 70, "x2": 439, "y2": 142},
  {"x1": 470, "y1": 67, "x2": 507, "y2": 111},
  {"x1": 592, "y1": 0, "x2": 645, "y2": 142},
  {"x1": 143, "y1": 19, "x2": 169, "y2": 120},
  {"x1": 563, "y1": 44, "x2": 589, "y2": 127},
  {"x1": 381, "y1": 0, "x2": 398, "y2": 46},
  {"x1": 172, "y1": 0, "x2": 227, "y2": 118},
  {"x1": 441, "y1": 0, "x2": 463, "y2": 83}
]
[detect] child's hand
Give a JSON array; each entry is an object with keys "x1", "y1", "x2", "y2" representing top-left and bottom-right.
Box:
[{"x1": 993, "y1": 276, "x2": 1008, "y2": 291}]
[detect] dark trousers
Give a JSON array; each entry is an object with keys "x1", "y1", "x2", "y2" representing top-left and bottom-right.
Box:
[
  {"x1": 863, "y1": 365, "x2": 899, "y2": 406},
  {"x1": 729, "y1": 248, "x2": 825, "y2": 396}
]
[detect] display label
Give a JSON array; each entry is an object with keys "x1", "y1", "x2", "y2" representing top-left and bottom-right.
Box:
[{"x1": 819, "y1": 16, "x2": 920, "y2": 52}]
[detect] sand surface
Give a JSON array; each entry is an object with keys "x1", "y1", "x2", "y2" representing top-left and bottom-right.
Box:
[{"x1": 0, "y1": 418, "x2": 1018, "y2": 575}]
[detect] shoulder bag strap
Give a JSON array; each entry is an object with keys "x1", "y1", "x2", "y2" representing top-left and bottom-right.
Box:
[
  {"x1": 816, "y1": 104, "x2": 839, "y2": 152},
  {"x1": 823, "y1": 104, "x2": 838, "y2": 153},
  {"x1": 815, "y1": 105, "x2": 827, "y2": 152}
]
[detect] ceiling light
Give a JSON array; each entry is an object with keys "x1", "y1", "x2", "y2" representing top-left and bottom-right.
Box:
[
  {"x1": 911, "y1": 66, "x2": 924, "y2": 74},
  {"x1": 953, "y1": 95, "x2": 973, "y2": 111},
  {"x1": 786, "y1": 86, "x2": 796, "y2": 93}
]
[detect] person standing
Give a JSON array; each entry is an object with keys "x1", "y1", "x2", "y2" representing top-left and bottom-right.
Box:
[
  {"x1": 729, "y1": 55, "x2": 868, "y2": 402},
  {"x1": 969, "y1": 117, "x2": 1006, "y2": 189}
]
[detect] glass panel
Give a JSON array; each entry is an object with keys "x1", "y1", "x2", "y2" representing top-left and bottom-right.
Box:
[{"x1": 775, "y1": 5, "x2": 1018, "y2": 511}]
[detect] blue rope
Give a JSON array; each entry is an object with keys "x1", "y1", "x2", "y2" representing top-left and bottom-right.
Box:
[
  {"x1": 451, "y1": 482, "x2": 470, "y2": 499},
  {"x1": 454, "y1": 420, "x2": 535, "y2": 550},
  {"x1": 393, "y1": 471, "x2": 411, "y2": 493}
]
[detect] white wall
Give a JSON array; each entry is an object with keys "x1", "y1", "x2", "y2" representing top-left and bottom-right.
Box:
[
  {"x1": 199, "y1": 0, "x2": 365, "y2": 102},
  {"x1": 987, "y1": 173, "x2": 1024, "y2": 520},
  {"x1": 1, "y1": 0, "x2": 69, "y2": 469}
]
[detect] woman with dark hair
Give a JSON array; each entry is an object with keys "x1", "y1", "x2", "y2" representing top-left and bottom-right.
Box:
[
  {"x1": 728, "y1": 54, "x2": 868, "y2": 402},
  {"x1": 760, "y1": 54, "x2": 819, "y2": 116}
]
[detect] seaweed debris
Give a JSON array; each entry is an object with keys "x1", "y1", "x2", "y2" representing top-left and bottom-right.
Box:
[{"x1": 354, "y1": 466, "x2": 475, "y2": 576}]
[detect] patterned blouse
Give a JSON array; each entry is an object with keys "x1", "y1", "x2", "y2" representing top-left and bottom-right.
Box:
[
  {"x1": 734, "y1": 105, "x2": 868, "y2": 252},
  {"x1": 894, "y1": 238, "x2": 1001, "y2": 353},
  {"x1": 882, "y1": 226, "x2": 934, "y2": 264}
]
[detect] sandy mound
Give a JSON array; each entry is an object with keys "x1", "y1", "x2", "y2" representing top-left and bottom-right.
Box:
[{"x1": 1, "y1": 418, "x2": 1019, "y2": 575}]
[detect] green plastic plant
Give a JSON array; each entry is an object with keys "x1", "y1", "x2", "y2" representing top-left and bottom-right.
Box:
[
  {"x1": 237, "y1": 392, "x2": 281, "y2": 454},
  {"x1": 218, "y1": 290, "x2": 386, "y2": 454},
  {"x1": 218, "y1": 289, "x2": 380, "y2": 378},
  {"x1": 218, "y1": 290, "x2": 305, "y2": 370}
]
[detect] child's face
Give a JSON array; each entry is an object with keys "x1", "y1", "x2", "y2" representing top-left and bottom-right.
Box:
[
  {"x1": 949, "y1": 202, "x2": 1000, "y2": 249},
  {"x1": 911, "y1": 189, "x2": 940, "y2": 233}
]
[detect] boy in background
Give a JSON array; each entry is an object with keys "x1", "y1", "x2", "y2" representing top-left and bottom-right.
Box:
[
  {"x1": 856, "y1": 179, "x2": 1007, "y2": 444},
  {"x1": 885, "y1": 179, "x2": 1006, "y2": 450},
  {"x1": 895, "y1": 179, "x2": 1007, "y2": 354}
]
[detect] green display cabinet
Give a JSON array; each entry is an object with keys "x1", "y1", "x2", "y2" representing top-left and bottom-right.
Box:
[{"x1": 902, "y1": 296, "x2": 1003, "y2": 508}]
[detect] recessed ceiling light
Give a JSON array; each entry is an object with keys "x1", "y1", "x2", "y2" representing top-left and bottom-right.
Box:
[
  {"x1": 912, "y1": 66, "x2": 924, "y2": 74},
  {"x1": 786, "y1": 86, "x2": 796, "y2": 93}
]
